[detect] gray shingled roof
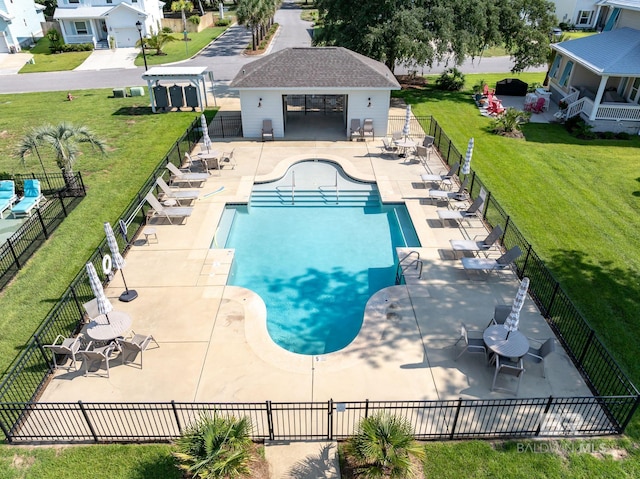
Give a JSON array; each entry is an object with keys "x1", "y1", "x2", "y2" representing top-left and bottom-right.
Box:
[
  {"x1": 552, "y1": 27, "x2": 640, "y2": 76},
  {"x1": 230, "y1": 47, "x2": 400, "y2": 89}
]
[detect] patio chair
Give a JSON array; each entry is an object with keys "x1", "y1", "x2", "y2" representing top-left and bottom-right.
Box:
[
  {"x1": 262, "y1": 119, "x2": 274, "y2": 141},
  {"x1": 414, "y1": 145, "x2": 431, "y2": 170},
  {"x1": 392, "y1": 131, "x2": 403, "y2": 141},
  {"x1": 379, "y1": 138, "x2": 398, "y2": 156},
  {"x1": 145, "y1": 192, "x2": 193, "y2": 225},
  {"x1": 436, "y1": 192, "x2": 486, "y2": 227},
  {"x1": 166, "y1": 162, "x2": 209, "y2": 188},
  {"x1": 526, "y1": 96, "x2": 546, "y2": 114},
  {"x1": 491, "y1": 356, "x2": 525, "y2": 395},
  {"x1": 454, "y1": 323, "x2": 487, "y2": 361},
  {"x1": 219, "y1": 149, "x2": 236, "y2": 169},
  {"x1": 487, "y1": 99, "x2": 505, "y2": 116},
  {"x1": 349, "y1": 119, "x2": 362, "y2": 141},
  {"x1": 117, "y1": 331, "x2": 159, "y2": 369},
  {"x1": 44, "y1": 334, "x2": 84, "y2": 371},
  {"x1": 11, "y1": 179, "x2": 45, "y2": 217},
  {"x1": 461, "y1": 245, "x2": 523, "y2": 277},
  {"x1": 156, "y1": 177, "x2": 199, "y2": 204},
  {"x1": 487, "y1": 304, "x2": 512, "y2": 327},
  {"x1": 450, "y1": 224, "x2": 503, "y2": 257},
  {"x1": 80, "y1": 341, "x2": 117, "y2": 378},
  {"x1": 183, "y1": 152, "x2": 206, "y2": 172},
  {"x1": 362, "y1": 119, "x2": 374, "y2": 139},
  {"x1": 0, "y1": 180, "x2": 18, "y2": 219},
  {"x1": 422, "y1": 135, "x2": 435, "y2": 149},
  {"x1": 420, "y1": 161, "x2": 459, "y2": 190},
  {"x1": 426, "y1": 176, "x2": 469, "y2": 203},
  {"x1": 524, "y1": 338, "x2": 556, "y2": 377},
  {"x1": 82, "y1": 299, "x2": 101, "y2": 322}
]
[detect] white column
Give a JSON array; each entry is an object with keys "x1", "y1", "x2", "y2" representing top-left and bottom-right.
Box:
[
  {"x1": 589, "y1": 75, "x2": 609, "y2": 121},
  {"x1": 146, "y1": 78, "x2": 155, "y2": 113}
]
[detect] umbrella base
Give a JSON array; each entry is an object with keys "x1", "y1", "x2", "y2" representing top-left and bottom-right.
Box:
[{"x1": 119, "y1": 290, "x2": 138, "y2": 302}]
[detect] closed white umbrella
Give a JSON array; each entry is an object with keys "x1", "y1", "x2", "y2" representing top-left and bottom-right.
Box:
[
  {"x1": 504, "y1": 277, "x2": 529, "y2": 338},
  {"x1": 86, "y1": 262, "x2": 113, "y2": 323},
  {"x1": 104, "y1": 222, "x2": 137, "y2": 302},
  {"x1": 402, "y1": 105, "x2": 412, "y2": 139},
  {"x1": 462, "y1": 137, "x2": 474, "y2": 175},
  {"x1": 201, "y1": 114, "x2": 211, "y2": 152}
]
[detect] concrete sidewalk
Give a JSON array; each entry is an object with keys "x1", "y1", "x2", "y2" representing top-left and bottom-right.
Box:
[{"x1": 74, "y1": 47, "x2": 139, "y2": 71}]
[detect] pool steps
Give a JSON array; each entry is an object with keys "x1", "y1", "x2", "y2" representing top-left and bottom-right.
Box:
[{"x1": 250, "y1": 187, "x2": 381, "y2": 207}]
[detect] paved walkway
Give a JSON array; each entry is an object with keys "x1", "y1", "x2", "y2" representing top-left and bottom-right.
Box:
[
  {"x1": 74, "y1": 47, "x2": 139, "y2": 71},
  {"x1": 0, "y1": 53, "x2": 33, "y2": 75}
]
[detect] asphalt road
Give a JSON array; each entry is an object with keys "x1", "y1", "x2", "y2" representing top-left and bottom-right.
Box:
[{"x1": 0, "y1": 2, "x2": 543, "y2": 95}]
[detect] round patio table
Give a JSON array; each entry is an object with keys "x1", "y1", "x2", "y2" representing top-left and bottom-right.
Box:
[
  {"x1": 393, "y1": 139, "x2": 417, "y2": 158},
  {"x1": 483, "y1": 325, "x2": 529, "y2": 359},
  {"x1": 86, "y1": 310, "x2": 132, "y2": 342}
]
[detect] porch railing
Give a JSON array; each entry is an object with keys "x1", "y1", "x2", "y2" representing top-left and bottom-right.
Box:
[
  {"x1": 65, "y1": 34, "x2": 96, "y2": 47},
  {"x1": 595, "y1": 103, "x2": 640, "y2": 121}
]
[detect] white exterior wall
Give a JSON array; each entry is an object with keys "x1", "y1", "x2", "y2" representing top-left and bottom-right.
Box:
[
  {"x1": 0, "y1": 0, "x2": 45, "y2": 51},
  {"x1": 106, "y1": 7, "x2": 140, "y2": 47},
  {"x1": 238, "y1": 90, "x2": 392, "y2": 139},
  {"x1": 550, "y1": 0, "x2": 600, "y2": 27}
]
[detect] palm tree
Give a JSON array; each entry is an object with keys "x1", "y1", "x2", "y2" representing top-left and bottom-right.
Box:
[
  {"x1": 171, "y1": 0, "x2": 194, "y2": 34},
  {"x1": 18, "y1": 123, "x2": 106, "y2": 191},
  {"x1": 344, "y1": 412, "x2": 425, "y2": 479},
  {"x1": 136, "y1": 27, "x2": 176, "y2": 55},
  {"x1": 16, "y1": 125, "x2": 53, "y2": 189},
  {"x1": 173, "y1": 413, "x2": 253, "y2": 479}
]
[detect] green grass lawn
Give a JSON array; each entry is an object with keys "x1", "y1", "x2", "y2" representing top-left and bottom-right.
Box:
[
  {"x1": 397, "y1": 72, "x2": 640, "y2": 437},
  {"x1": 135, "y1": 25, "x2": 229, "y2": 67},
  {"x1": 0, "y1": 90, "x2": 198, "y2": 372},
  {"x1": 19, "y1": 37, "x2": 92, "y2": 74}
]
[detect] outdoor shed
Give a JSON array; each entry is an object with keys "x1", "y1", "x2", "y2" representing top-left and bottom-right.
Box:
[
  {"x1": 229, "y1": 47, "x2": 401, "y2": 139},
  {"x1": 495, "y1": 78, "x2": 528, "y2": 96},
  {"x1": 141, "y1": 66, "x2": 212, "y2": 113}
]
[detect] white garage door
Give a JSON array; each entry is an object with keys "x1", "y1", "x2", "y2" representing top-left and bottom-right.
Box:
[
  {"x1": 0, "y1": 34, "x2": 10, "y2": 54},
  {"x1": 114, "y1": 28, "x2": 138, "y2": 48}
]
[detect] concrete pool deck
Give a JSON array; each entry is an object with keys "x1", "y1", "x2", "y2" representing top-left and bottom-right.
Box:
[{"x1": 39, "y1": 127, "x2": 591, "y2": 406}]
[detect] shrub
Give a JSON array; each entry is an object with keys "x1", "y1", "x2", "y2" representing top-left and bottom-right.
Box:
[
  {"x1": 60, "y1": 43, "x2": 94, "y2": 52},
  {"x1": 573, "y1": 119, "x2": 596, "y2": 139},
  {"x1": 173, "y1": 413, "x2": 253, "y2": 479},
  {"x1": 344, "y1": 412, "x2": 425, "y2": 479},
  {"x1": 188, "y1": 15, "x2": 201, "y2": 26},
  {"x1": 435, "y1": 67, "x2": 465, "y2": 91},
  {"x1": 162, "y1": 26, "x2": 173, "y2": 33},
  {"x1": 616, "y1": 131, "x2": 631, "y2": 140},
  {"x1": 601, "y1": 131, "x2": 616, "y2": 140},
  {"x1": 216, "y1": 18, "x2": 231, "y2": 26},
  {"x1": 46, "y1": 29, "x2": 63, "y2": 53},
  {"x1": 491, "y1": 108, "x2": 530, "y2": 137}
]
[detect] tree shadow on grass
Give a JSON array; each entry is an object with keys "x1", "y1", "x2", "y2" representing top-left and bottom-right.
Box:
[
  {"x1": 112, "y1": 106, "x2": 155, "y2": 116},
  {"x1": 128, "y1": 452, "x2": 181, "y2": 479}
]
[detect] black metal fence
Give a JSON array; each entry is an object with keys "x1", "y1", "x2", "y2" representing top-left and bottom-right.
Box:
[
  {"x1": 0, "y1": 115, "x2": 638, "y2": 444},
  {"x1": 207, "y1": 111, "x2": 243, "y2": 138},
  {"x1": 0, "y1": 396, "x2": 628, "y2": 443},
  {"x1": 0, "y1": 172, "x2": 86, "y2": 290}
]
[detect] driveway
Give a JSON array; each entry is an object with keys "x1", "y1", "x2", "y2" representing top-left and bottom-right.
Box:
[
  {"x1": 0, "y1": 53, "x2": 34, "y2": 75},
  {"x1": 74, "y1": 47, "x2": 139, "y2": 71}
]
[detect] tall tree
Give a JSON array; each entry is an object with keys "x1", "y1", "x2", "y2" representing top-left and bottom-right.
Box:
[
  {"x1": 35, "y1": 1, "x2": 57, "y2": 18},
  {"x1": 171, "y1": 0, "x2": 195, "y2": 33},
  {"x1": 315, "y1": 0, "x2": 556, "y2": 73},
  {"x1": 18, "y1": 123, "x2": 107, "y2": 191}
]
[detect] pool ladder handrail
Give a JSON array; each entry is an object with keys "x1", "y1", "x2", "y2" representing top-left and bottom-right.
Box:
[{"x1": 395, "y1": 251, "x2": 423, "y2": 284}]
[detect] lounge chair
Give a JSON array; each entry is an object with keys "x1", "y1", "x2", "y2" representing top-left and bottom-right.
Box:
[
  {"x1": 461, "y1": 245, "x2": 523, "y2": 277},
  {"x1": 145, "y1": 192, "x2": 193, "y2": 225},
  {"x1": 44, "y1": 334, "x2": 84, "y2": 371},
  {"x1": 426, "y1": 176, "x2": 469, "y2": 203},
  {"x1": 0, "y1": 180, "x2": 18, "y2": 219},
  {"x1": 156, "y1": 177, "x2": 199, "y2": 205},
  {"x1": 362, "y1": 119, "x2": 374, "y2": 139},
  {"x1": 436, "y1": 191, "x2": 486, "y2": 227},
  {"x1": 11, "y1": 179, "x2": 45, "y2": 217},
  {"x1": 166, "y1": 162, "x2": 209, "y2": 188},
  {"x1": 450, "y1": 224, "x2": 503, "y2": 257},
  {"x1": 80, "y1": 341, "x2": 117, "y2": 378},
  {"x1": 262, "y1": 119, "x2": 274, "y2": 141},
  {"x1": 117, "y1": 331, "x2": 159, "y2": 369},
  {"x1": 349, "y1": 119, "x2": 362, "y2": 141},
  {"x1": 421, "y1": 161, "x2": 459, "y2": 190}
]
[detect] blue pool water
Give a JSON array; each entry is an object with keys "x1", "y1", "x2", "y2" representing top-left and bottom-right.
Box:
[{"x1": 218, "y1": 162, "x2": 420, "y2": 355}]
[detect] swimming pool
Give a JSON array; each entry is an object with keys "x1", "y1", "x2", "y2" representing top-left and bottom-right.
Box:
[{"x1": 216, "y1": 161, "x2": 420, "y2": 355}]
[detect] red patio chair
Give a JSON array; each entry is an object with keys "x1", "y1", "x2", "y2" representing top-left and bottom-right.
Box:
[{"x1": 527, "y1": 97, "x2": 546, "y2": 114}]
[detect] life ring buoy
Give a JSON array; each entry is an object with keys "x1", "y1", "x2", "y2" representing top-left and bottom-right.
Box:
[{"x1": 102, "y1": 254, "x2": 112, "y2": 276}]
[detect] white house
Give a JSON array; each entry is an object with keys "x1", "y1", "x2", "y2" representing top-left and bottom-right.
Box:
[
  {"x1": 0, "y1": 0, "x2": 45, "y2": 53},
  {"x1": 53, "y1": 0, "x2": 164, "y2": 49},
  {"x1": 549, "y1": 1, "x2": 640, "y2": 133},
  {"x1": 550, "y1": 0, "x2": 601, "y2": 28},
  {"x1": 230, "y1": 47, "x2": 401, "y2": 140}
]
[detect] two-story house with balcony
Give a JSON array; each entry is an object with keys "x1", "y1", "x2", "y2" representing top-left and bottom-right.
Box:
[
  {"x1": 548, "y1": 0, "x2": 640, "y2": 133},
  {"x1": 53, "y1": 0, "x2": 164, "y2": 49},
  {"x1": 0, "y1": 0, "x2": 45, "y2": 53}
]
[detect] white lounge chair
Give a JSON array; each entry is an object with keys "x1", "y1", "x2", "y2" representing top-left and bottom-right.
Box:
[
  {"x1": 421, "y1": 161, "x2": 459, "y2": 190},
  {"x1": 426, "y1": 176, "x2": 469, "y2": 203},
  {"x1": 461, "y1": 245, "x2": 522, "y2": 278},
  {"x1": 156, "y1": 177, "x2": 199, "y2": 204},
  {"x1": 166, "y1": 162, "x2": 209, "y2": 187},
  {"x1": 450, "y1": 224, "x2": 503, "y2": 257},
  {"x1": 436, "y1": 192, "x2": 485, "y2": 227},
  {"x1": 145, "y1": 192, "x2": 193, "y2": 225}
]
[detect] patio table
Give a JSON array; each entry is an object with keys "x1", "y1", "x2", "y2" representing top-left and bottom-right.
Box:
[
  {"x1": 197, "y1": 151, "x2": 221, "y2": 175},
  {"x1": 393, "y1": 139, "x2": 417, "y2": 158},
  {"x1": 86, "y1": 310, "x2": 132, "y2": 342},
  {"x1": 483, "y1": 325, "x2": 529, "y2": 359}
]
